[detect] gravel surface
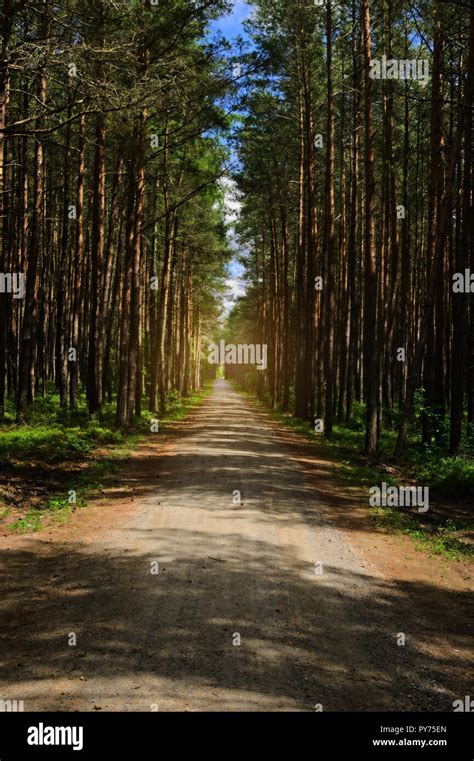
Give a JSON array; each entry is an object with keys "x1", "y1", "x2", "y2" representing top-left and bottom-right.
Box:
[{"x1": 1, "y1": 380, "x2": 470, "y2": 711}]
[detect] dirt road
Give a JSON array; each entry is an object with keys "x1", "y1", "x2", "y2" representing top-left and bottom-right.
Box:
[{"x1": 1, "y1": 380, "x2": 471, "y2": 711}]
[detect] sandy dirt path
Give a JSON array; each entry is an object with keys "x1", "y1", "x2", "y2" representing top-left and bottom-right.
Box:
[{"x1": 1, "y1": 380, "x2": 471, "y2": 711}]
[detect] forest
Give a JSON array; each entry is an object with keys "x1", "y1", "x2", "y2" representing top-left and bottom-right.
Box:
[
  {"x1": 226, "y1": 0, "x2": 474, "y2": 468},
  {"x1": 1, "y1": 0, "x2": 232, "y2": 433},
  {"x1": 0, "y1": 0, "x2": 473, "y2": 724},
  {"x1": 1, "y1": 0, "x2": 473, "y2": 470}
]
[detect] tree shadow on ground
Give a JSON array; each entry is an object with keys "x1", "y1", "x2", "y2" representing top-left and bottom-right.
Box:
[
  {"x1": 1, "y1": 530, "x2": 471, "y2": 711},
  {"x1": 1, "y1": 381, "x2": 471, "y2": 711}
]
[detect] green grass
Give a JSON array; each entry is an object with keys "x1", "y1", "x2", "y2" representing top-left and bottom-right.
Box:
[
  {"x1": 11, "y1": 512, "x2": 43, "y2": 533},
  {"x1": 371, "y1": 507, "x2": 474, "y2": 561},
  {"x1": 3, "y1": 382, "x2": 212, "y2": 534},
  {"x1": 416, "y1": 456, "x2": 474, "y2": 498},
  {"x1": 0, "y1": 424, "x2": 124, "y2": 465}
]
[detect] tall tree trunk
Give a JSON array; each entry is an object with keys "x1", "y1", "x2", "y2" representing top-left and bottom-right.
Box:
[
  {"x1": 87, "y1": 1, "x2": 106, "y2": 415},
  {"x1": 422, "y1": 8, "x2": 444, "y2": 445},
  {"x1": 0, "y1": 3, "x2": 12, "y2": 421},
  {"x1": 17, "y1": 3, "x2": 50, "y2": 421},
  {"x1": 361, "y1": 0, "x2": 378, "y2": 454},
  {"x1": 346, "y1": 0, "x2": 361, "y2": 422},
  {"x1": 127, "y1": 126, "x2": 145, "y2": 424},
  {"x1": 70, "y1": 115, "x2": 85, "y2": 410},
  {"x1": 450, "y1": 6, "x2": 473, "y2": 452},
  {"x1": 87, "y1": 115, "x2": 106, "y2": 415},
  {"x1": 56, "y1": 108, "x2": 72, "y2": 408},
  {"x1": 324, "y1": 0, "x2": 336, "y2": 436},
  {"x1": 395, "y1": 110, "x2": 465, "y2": 458},
  {"x1": 116, "y1": 160, "x2": 136, "y2": 428}
]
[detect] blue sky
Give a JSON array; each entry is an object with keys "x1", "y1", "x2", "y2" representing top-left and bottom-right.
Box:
[
  {"x1": 209, "y1": 0, "x2": 253, "y2": 41},
  {"x1": 210, "y1": 2, "x2": 254, "y2": 314}
]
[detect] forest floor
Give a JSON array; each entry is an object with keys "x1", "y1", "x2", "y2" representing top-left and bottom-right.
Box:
[{"x1": 1, "y1": 379, "x2": 472, "y2": 711}]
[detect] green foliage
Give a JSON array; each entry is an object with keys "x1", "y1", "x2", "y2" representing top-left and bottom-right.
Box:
[
  {"x1": 417, "y1": 457, "x2": 474, "y2": 499},
  {"x1": 3, "y1": 384, "x2": 212, "y2": 534},
  {"x1": 0, "y1": 422, "x2": 124, "y2": 465},
  {"x1": 371, "y1": 507, "x2": 474, "y2": 561},
  {"x1": 10, "y1": 513, "x2": 43, "y2": 534}
]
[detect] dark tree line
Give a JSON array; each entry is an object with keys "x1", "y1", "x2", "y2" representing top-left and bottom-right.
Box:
[
  {"x1": 1, "y1": 0, "x2": 233, "y2": 428},
  {"x1": 229, "y1": 0, "x2": 473, "y2": 458}
]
